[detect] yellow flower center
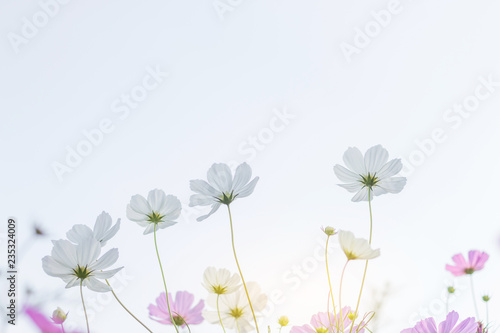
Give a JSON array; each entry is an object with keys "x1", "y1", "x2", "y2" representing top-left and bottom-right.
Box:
[
  {"x1": 360, "y1": 173, "x2": 379, "y2": 188},
  {"x1": 229, "y1": 307, "x2": 244, "y2": 319},
  {"x1": 216, "y1": 191, "x2": 237, "y2": 205},
  {"x1": 73, "y1": 265, "x2": 92, "y2": 279},
  {"x1": 147, "y1": 211, "x2": 164, "y2": 223},
  {"x1": 212, "y1": 285, "x2": 227, "y2": 295}
]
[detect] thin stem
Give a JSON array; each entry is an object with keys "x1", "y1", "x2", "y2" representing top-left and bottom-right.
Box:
[
  {"x1": 469, "y1": 275, "x2": 479, "y2": 320},
  {"x1": 173, "y1": 311, "x2": 192, "y2": 333},
  {"x1": 446, "y1": 292, "x2": 449, "y2": 314},
  {"x1": 154, "y1": 223, "x2": 179, "y2": 333},
  {"x1": 61, "y1": 323, "x2": 66, "y2": 333},
  {"x1": 325, "y1": 235, "x2": 338, "y2": 331},
  {"x1": 105, "y1": 279, "x2": 153, "y2": 332},
  {"x1": 80, "y1": 282, "x2": 90, "y2": 333},
  {"x1": 339, "y1": 260, "x2": 350, "y2": 333},
  {"x1": 227, "y1": 205, "x2": 259, "y2": 333},
  {"x1": 349, "y1": 188, "x2": 373, "y2": 333},
  {"x1": 486, "y1": 301, "x2": 489, "y2": 325},
  {"x1": 217, "y1": 294, "x2": 227, "y2": 333}
]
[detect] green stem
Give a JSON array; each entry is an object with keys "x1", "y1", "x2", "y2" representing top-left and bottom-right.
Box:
[
  {"x1": 446, "y1": 292, "x2": 449, "y2": 314},
  {"x1": 469, "y1": 275, "x2": 479, "y2": 320},
  {"x1": 105, "y1": 279, "x2": 153, "y2": 332},
  {"x1": 217, "y1": 294, "x2": 227, "y2": 333},
  {"x1": 325, "y1": 235, "x2": 338, "y2": 330},
  {"x1": 486, "y1": 301, "x2": 489, "y2": 325},
  {"x1": 339, "y1": 260, "x2": 350, "y2": 333},
  {"x1": 349, "y1": 188, "x2": 373, "y2": 333},
  {"x1": 80, "y1": 281, "x2": 90, "y2": 333},
  {"x1": 227, "y1": 205, "x2": 260, "y2": 333},
  {"x1": 154, "y1": 223, "x2": 179, "y2": 333},
  {"x1": 173, "y1": 311, "x2": 191, "y2": 333}
]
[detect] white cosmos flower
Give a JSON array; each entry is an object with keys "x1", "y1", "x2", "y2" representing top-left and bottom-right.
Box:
[
  {"x1": 333, "y1": 145, "x2": 406, "y2": 202},
  {"x1": 338, "y1": 230, "x2": 380, "y2": 261},
  {"x1": 203, "y1": 282, "x2": 267, "y2": 333},
  {"x1": 66, "y1": 211, "x2": 120, "y2": 246},
  {"x1": 189, "y1": 162, "x2": 259, "y2": 221},
  {"x1": 202, "y1": 267, "x2": 241, "y2": 295},
  {"x1": 42, "y1": 237, "x2": 123, "y2": 292},
  {"x1": 126, "y1": 189, "x2": 182, "y2": 235}
]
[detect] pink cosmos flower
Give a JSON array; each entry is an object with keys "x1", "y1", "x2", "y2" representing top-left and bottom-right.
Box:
[
  {"x1": 401, "y1": 311, "x2": 477, "y2": 333},
  {"x1": 24, "y1": 306, "x2": 81, "y2": 333},
  {"x1": 477, "y1": 322, "x2": 488, "y2": 333},
  {"x1": 149, "y1": 291, "x2": 204, "y2": 327},
  {"x1": 445, "y1": 250, "x2": 489, "y2": 276},
  {"x1": 290, "y1": 307, "x2": 365, "y2": 333}
]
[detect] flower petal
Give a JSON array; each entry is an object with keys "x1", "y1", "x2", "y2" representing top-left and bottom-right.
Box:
[
  {"x1": 334, "y1": 165, "x2": 361, "y2": 183},
  {"x1": 148, "y1": 189, "x2": 168, "y2": 213},
  {"x1": 376, "y1": 177, "x2": 406, "y2": 194},
  {"x1": 101, "y1": 218, "x2": 121, "y2": 244},
  {"x1": 207, "y1": 163, "x2": 233, "y2": 193},
  {"x1": 351, "y1": 188, "x2": 371, "y2": 202},
  {"x1": 343, "y1": 147, "x2": 366, "y2": 175},
  {"x1": 129, "y1": 194, "x2": 151, "y2": 215},
  {"x1": 42, "y1": 256, "x2": 71, "y2": 277},
  {"x1": 93, "y1": 212, "x2": 112, "y2": 240},
  {"x1": 161, "y1": 195, "x2": 182, "y2": 220},
  {"x1": 338, "y1": 182, "x2": 363, "y2": 193},
  {"x1": 364, "y1": 145, "x2": 389, "y2": 173},
  {"x1": 85, "y1": 277, "x2": 112, "y2": 292},
  {"x1": 92, "y1": 267, "x2": 123, "y2": 279},
  {"x1": 90, "y1": 248, "x2": 118, "y2": 271},
  {"x1": 232, "y1": 163, "x2": 252, "y2": 194},
  {"x1": 236, "y1": 177, "x2": 259, "y2": 198},
  {"x1": 189, "y1": 179, "x2": 219, "y2": 198},
  {"x1": 126, "y1": 204, "x2": 147, "y2": 222},
  {"x1": 438, "y1": 311, "x2": 459, "y2": 333},
  {"x1": 66, "y1": 225, "x2": 93, "y2": 245},
  {"x1": 376, "y1": 158, "x2": 403, "y2": 179},
  {"x1": 196, "y1": 203, "x2": 222, "y2": 222}
]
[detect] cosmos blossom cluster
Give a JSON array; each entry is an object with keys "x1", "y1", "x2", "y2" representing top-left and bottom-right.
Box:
[{"x1": 31, "y1": 145, "x2": 493, "y2": 333}]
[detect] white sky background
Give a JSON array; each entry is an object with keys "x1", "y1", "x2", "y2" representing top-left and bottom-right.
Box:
[{"x1": 1, "y1": 0, "x2": 500, "y2": 332}]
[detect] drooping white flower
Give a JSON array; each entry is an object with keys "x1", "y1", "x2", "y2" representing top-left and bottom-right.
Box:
[
  {"x1": 42, "y1": 237, "x2": 122, "y2": 292},
  {"x1": 189, "y1": 162, "x2": 259, "y2": 221},
  {"x1": 126, "y1": 189, "x2": 182, "y2": 235},
  {"x1": 66, "y1": 211, "x2": 120, "y2": 246},
  {"x1": 202, "y1": 267, "x2": 241, "y2": 295},
  {"x1": 203, "y1": 282, "x2": 267, "y2": 333},
  {"x1": 338, "y1": 230, "x2": 380, "y2": 261},
  {"x1": 333, "y1": 145, "x2": 406, "y2": 202}
]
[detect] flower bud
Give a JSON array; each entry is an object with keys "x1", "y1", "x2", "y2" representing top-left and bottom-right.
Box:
[
  {"x1": 447, "y1": 286, "x2": 455, "y2": 294},
  {"x1": 278, "y1": 315, "x2": 289, "y2": 327},
  {"x1": 348, "y1": 312, "x2": 357, "y2": 321},
  {"x1": 482, "y1": 295, "x2": 490, "y2": 302},
  {"x1": 322, "y1": 226, "x2": 337, "y2": 236},
  {"x1": 51, "y1": 307, "x2": 67, "y2": 324}
]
